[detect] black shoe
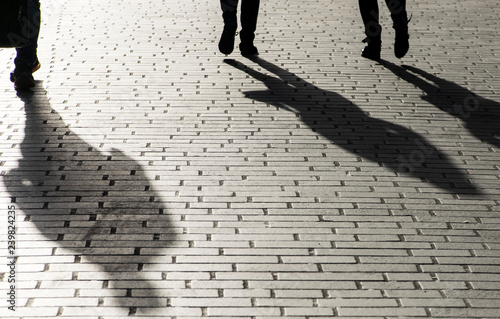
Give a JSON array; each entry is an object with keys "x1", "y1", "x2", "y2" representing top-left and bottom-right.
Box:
[
  {"x1": 10, "y1": 60, "x2": 41, "y2": 88},
  {"x1": 361, "y1": 37, "x2": 381, "y2": 60},
  {"x1": 393, "y1": 15, "x2": 411, "y2": 58},
  {"x1": 219, "y1": 25, "x2": 237, "y2": 55},
  {"x1": 13, "y1": 72, "x2": 35, "y2": 90},
  {"x1": 239, "y1": 42, "x2": 259, "y2": 57}
]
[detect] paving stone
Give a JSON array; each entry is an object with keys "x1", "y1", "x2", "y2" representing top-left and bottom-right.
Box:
[{"x1": 1, "y1": 0, "x2": 500, "y2": 317}]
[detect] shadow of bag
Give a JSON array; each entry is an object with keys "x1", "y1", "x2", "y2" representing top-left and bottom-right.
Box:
[{"x1": 0, "y1": 0, "x2": 30, "y2": 48}]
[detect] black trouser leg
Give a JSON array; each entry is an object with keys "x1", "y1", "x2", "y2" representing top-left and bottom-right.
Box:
[
  {"x1": 220, "y1": 0, "x2": 238, "y2": 27},
  {"x1": 384, "y1": 0, "x2": 409, "y2": 58},
  {"x1": 384, "y1": 0, "x2": 407, "y2": 25},
  {"x1": 359, "y1": 0, "x2": 381, "y2": 42},
  {"x1": 14, "y1": 0, "x2": 41, "y2": 73},
  {"x1": 219, "y1": 0, "x2": 239, "y2": 54},
  {"x1": 239, "y1": 0, "x2": 259, "y2": 45}
]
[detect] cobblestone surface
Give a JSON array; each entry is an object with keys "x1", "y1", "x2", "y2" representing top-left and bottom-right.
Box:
[{"x1": 1, "y1": 0, "x2": 499, "y2": 317}]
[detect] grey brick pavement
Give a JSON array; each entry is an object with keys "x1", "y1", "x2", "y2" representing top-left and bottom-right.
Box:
[{"x1": 1, "y1": 0, "x2": 499, "y2": 317}]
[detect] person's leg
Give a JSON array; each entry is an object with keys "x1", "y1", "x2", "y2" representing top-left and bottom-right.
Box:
[
  {"x1": 219, "y1": 0, "x2": 239, "y2": 54},
  {"x1": 359, "y1": 0, "x2": 382, "y2": 60},
  {"x1": 12, "y1": 0, "x2": 41, "y2": 89},
  {"x1": 239, "y1": 0, "x2": 259, "y2": 56},
  {"x1": 384, "y1": 0, "x2": 409, "y2": 58}
]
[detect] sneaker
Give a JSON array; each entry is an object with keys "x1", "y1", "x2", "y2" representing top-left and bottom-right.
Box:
[{"x1": 219, "y1": 25, "x2": 237, "y2": 55}]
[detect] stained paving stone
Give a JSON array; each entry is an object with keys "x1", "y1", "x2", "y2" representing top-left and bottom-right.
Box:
[{"x1": 1, "y1": 0, "x2": 500, "y2": 317}]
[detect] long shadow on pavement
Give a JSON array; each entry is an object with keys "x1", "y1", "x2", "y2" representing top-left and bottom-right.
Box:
[
  {"x1": 3, "y1": 85, "x2": 174, "y2": 313},
  {"x1": 382, "y1": 61, "x2": 500, "y2": 149},
  {"x1": 225, "y1": 58, "x2": 481, "y2": 195}
]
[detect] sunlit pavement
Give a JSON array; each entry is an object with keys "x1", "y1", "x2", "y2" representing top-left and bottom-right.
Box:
[{"x1": 1, "y1": 0, "x2": 499, "y2": 318}]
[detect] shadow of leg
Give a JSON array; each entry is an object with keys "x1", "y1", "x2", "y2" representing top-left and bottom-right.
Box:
[{"x1": 4, "y1": 86, "x2": 175, "y2": 313}]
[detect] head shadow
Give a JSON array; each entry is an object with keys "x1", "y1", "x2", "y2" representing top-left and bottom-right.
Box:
[
  {"x1": 3, "y1": 85, "x2": 174, "y2": 312},
  {"x1": 381, "y1": 60, "x2": 500, "y2": 149},
  {"x1": 224, "y1": 57, "x2": 482, "y2": 195}
]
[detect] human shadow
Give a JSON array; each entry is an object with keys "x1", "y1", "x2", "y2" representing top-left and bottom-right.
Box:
[
  {"x1": 3, "y1": 85, "x2": 173, "y2": 312},
  {"x1": 382, "y1": 61, "x2": 500, "y2": 149},
  {"x1": 225, "y1": 58, "x2": 481, "y2": 194}
]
